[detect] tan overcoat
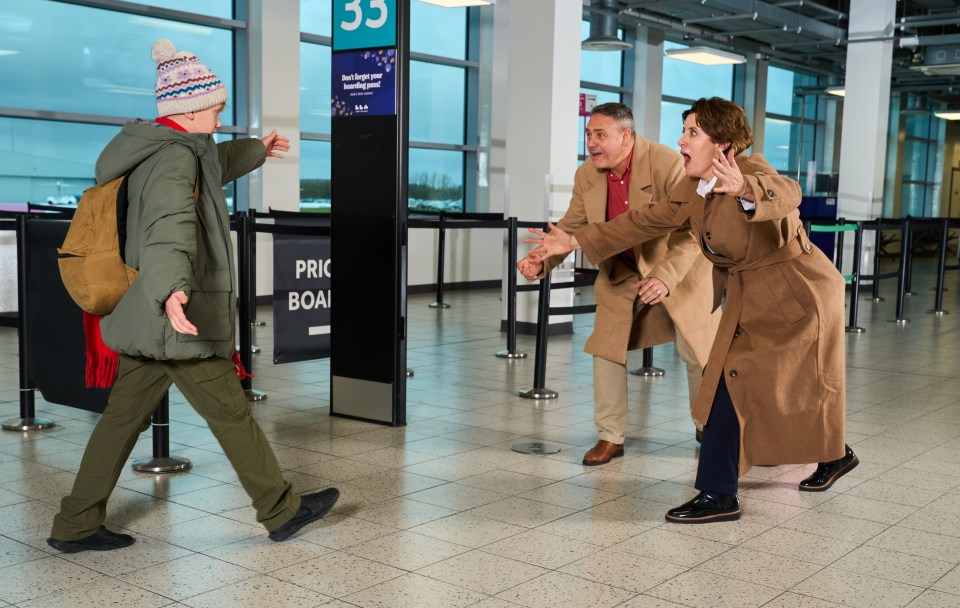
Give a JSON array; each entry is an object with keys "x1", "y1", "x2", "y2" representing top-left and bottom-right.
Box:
[
  {"x1": 576, "y1": 154, "x2": 846, "y2": 475},
  {"x1": 543, "y1": 137, "x2": 719, "y2": 366}
]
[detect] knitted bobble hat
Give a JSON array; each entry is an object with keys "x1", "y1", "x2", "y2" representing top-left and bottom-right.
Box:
[{"x1": 152, "y1": 39, "x2": 227, "y2": 117}]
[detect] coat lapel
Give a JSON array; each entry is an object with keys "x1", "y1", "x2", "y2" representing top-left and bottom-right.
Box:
[{"x1": 627, "y1": 137, "x2": 654, "y2": 211}]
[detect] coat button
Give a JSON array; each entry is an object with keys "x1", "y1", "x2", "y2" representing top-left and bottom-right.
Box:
[
  {"x1": 706, "y1": 193, "x2": 714, "y2": 201},
  {"x1": 766, "y1": 189, "x2": 775, "y2": 197},
  {"x1": 734, "y1": 330, "x2": 740, "y2": 338},
  {"x1": 705, "y1": 232, "x2": 712, "y2": 240},
  {"x1": 729, "y1": 370, "x2": 738, "y2": 377},
  {"x1": 805, "y1": 243, "x2": 812, "y2": 251}
]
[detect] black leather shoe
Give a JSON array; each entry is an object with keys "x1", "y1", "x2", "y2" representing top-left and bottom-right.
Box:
[
  {"x1": 268, "y1": 487, "x2": 340, "y2": 542},
  {"x1": 665, "y1": 492, "x2": 740, "y2": 523},
  {"x1": 47, "y1": 526, "x2": 135, "y2": 553},
  {"x1": 799, "y1": 444, "x2": 859, "y2": 492}
]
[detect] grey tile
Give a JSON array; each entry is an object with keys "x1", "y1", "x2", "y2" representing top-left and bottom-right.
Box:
[{"x1": 791, "y1": 567, "x2": 925, "y2": 608}]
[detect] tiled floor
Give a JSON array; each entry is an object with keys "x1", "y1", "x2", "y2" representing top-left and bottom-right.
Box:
[{"x1": 1, "y1": 255, "x2": 960, "y2": 607}]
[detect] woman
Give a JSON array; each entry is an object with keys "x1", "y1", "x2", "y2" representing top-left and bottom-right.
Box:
[{"x1": 525, "y1": 97, "x2": 858, "y2": 523}]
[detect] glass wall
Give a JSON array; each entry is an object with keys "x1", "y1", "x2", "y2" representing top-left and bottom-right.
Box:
[
  {"x1": 0, "y1": 0, "x2": 240, "y2": 210},
  {"x1": 660, "y1": 41, "x2": 734, "y2": 152},
  {"x1": 300, "y1": 0, "x2": 474, "y2": 213},
  {"x1": 763, "y1": 66, "x2": 820, "y2": 190},
  {"x1": 578, "y1": 20, "x2": 625, "y2": 160},
  {"x1": 899, "y1": 108, "x2": 944, "y2": 217}
]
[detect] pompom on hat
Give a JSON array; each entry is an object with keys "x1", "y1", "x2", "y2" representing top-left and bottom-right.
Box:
[{"x1": 152, "y1": 39, "x2": 227, "y2": 117}]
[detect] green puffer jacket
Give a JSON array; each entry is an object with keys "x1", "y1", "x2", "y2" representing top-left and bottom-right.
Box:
[{"x1": 97, "y1": 120, "x2": 266, "y2": 360}]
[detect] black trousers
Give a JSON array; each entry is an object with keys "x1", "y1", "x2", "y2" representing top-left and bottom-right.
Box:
[{"x1": 695, "y1": 374, "x2": 740, "y2": 494}]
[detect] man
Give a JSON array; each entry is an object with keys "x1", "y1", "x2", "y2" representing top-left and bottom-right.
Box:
[
  {"x1": 518, "y1": 103, "x2": 719, "y2": 466},
  {"x1": 48, "y1": 39, "x2": 338, "y2": 552}
]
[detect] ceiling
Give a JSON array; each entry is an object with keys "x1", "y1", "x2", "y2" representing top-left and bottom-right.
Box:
[{"x1": 585, "y1": 0, "x2": 960, "y2": 108}]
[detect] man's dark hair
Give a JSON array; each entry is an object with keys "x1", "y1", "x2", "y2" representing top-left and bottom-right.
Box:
[{"x1": 591, "y1": 102, "x2": 635, "y2": 135}]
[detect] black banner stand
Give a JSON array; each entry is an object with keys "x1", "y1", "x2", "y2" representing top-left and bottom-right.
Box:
[{"x1": 329, "y1": 1, "x2": 408, "y2": 425}]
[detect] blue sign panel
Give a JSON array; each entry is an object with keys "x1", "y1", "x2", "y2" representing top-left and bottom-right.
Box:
[
  {"x1": 333, "y1": 0, "x2": 396, "y2": 51},
  {"x1": 332, "y1": 50, "x2": 397, "y2": 117}
]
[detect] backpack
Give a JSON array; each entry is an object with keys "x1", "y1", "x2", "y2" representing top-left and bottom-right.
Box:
[{"x1": 58, "y1": 158, "x2": 200, "y2": 315}]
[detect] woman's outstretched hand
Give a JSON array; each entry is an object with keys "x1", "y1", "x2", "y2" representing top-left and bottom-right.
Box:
[
  {"x1": 712, "y1": 149, "x2": 750, "y2": 199},
  {"x1": 524, "y1": 222, "x2": 576, "y2": 259}
]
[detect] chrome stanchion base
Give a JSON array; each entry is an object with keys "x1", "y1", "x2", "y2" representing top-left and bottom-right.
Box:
[
  {"x1": 888, "y1": 318, "x2": 911, "y2": 324},
  {"x1": 929, "y1": 309, "x2": 949, "y2": 316},
  {"x1": 866, "y1": 296, "x2": 885, "y2": 302},
  {"x1": 846, "y1": 326, "x2": 866, "y2": 333},
  {"x1": 252, "y1": 319, "x2": 267, "y2": 327},
  {"x1": 511, "y1": 442, "x2": 561, "y2": 455},
  {"x1": 518, "y1": 387, "x2": 558, "y2": 399},
  {"x1": 2, "y1": 417, "x2": 55, "y2": 432},
  {"x1": 132, "y1": 456, "x2": 191, "y2": 474},
  {"x1": 496, "y1": 350, "x2": 528, "y2": 359},
  {"x1": 630, "y1": 367, "x2": 665, "y2": 377},
  {"x1": 406, "y1": 369, "x2": 414, "y2": 378},
  {"x1": 905, "y1": 291, "x2": 916, "y2": 297},
  {"x1": 245, "y1": 389, "x2": 267, "y2": 402},
  {"x1": 429, "y1": 302, "x2": 451, "y2": 309},
  {"x1": 251, "y1": 345, "x2": 261, "y2": 354}
]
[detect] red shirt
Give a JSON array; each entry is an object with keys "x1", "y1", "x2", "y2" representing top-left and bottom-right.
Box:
[{"x1": 605, "y1": 151, "x2": 635, "y2": 263}]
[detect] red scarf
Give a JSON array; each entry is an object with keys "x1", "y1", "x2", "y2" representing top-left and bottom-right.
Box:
[{"x1": 83, "y1": 115, "x2": 251, "y2": 387}]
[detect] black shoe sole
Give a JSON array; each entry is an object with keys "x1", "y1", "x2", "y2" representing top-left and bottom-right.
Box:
[
  {"x1": 798, "y1": 455, "x2": 860, "y2": 492},
  {"x1": 582, "y1": 450, "x2": 624, "y2": 466},
  {"x1": 664, "y1": 509, "x2": 741, "y2": 524},
  {"x1": 46, "y1": 536, "x2": 135, "y2": 553}
]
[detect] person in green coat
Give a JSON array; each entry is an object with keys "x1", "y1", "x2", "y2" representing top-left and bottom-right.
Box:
[{"x1": 48, "y1": 40, "x2": 339, "y2": 552}]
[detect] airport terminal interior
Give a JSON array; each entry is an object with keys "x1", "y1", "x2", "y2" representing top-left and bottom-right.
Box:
[{"x1": 3, "y1": 0, "x2": 960, "y2": 607}]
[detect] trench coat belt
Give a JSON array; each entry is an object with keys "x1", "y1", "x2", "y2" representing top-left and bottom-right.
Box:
[{"x1": 691, "y1": 227, "x2": 812, "y2": 427}]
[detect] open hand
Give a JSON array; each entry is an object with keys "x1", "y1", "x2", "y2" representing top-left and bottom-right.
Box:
[
  {"x1": 164, "y1": 290, "x2": 198, "y2": 336},
  {"x1": 523, "y1": 222, "x2": 576, "y2": 259},
  {"x1": 516, "y1": 255, "x2": 543, "y2": 281},
  {"x1": 711, "y1": 149, "x2": 749, "y2": 198},
  {"x1": 262, "y1": 129, "x2": 290, "y2": 158}
]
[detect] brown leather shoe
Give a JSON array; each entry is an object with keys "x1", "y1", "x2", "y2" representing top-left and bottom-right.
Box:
[{"x1": 582, "y1": 440, "x2": 624, "y2": 466}]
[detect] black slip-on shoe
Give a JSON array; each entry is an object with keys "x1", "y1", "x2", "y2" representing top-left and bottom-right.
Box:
[
  {"x1": 799, "y1": 444, "x2": 859, "y2": 492},
  {"x1": 268, "y1": 487, "x2": 340, "y2": 542},
  {"x1": 665, "y1": 491, "x2": 740, "y2": 523},
  {"x1": 47, "y1": 526, "x2": 135, "y2": 553}
]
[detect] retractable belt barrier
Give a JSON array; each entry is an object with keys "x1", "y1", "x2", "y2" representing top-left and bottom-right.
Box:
[
  {"x1": 410, "y1": 212, "x2": 528, "y2": 359},
  {"x1": 0, "y1": 213, "x2": 185, "y2": 472},
  {"x1": 513, "y1": 220, "x2": 662, "y2": 400},
  {"x1": 230, "y1": 210, "x2": 332, "y2": 400}
]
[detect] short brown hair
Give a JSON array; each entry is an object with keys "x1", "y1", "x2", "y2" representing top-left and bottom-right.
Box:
[{"x1": 682, "y1": 97, "x2": 753, "y2": 155}]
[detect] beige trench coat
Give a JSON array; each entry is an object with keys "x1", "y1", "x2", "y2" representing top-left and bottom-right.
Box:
[
  {"x1": 577, "y1": 154, "x2": 846, "y2": 475},
  {"x1": 543, "y1": 136, "x2": 719, "y2": 366}
]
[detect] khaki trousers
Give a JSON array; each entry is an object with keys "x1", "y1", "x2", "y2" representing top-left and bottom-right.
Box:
[
  {"x1": 51, "y1": 355, "x2": 299, "y2": 540},
  {"x1": 594, "y1": 317, "x2": 703, "y2": 444}
]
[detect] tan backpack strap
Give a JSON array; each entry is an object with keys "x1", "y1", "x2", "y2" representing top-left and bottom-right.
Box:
[{"x1": 192, "y1": 154, "x2": 201, "y2": 203}]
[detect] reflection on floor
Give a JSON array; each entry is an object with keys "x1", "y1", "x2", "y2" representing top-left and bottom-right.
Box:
[{"x1": 1, "y1": 257, "x2": 959, "y2": 607}]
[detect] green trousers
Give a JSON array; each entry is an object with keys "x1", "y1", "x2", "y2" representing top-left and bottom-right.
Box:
[{"x1": 51, "y1": 355, "x2": 300, "y2": 540}]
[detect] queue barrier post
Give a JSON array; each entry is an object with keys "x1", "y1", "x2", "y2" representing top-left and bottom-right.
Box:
[
  {"x1": 429, "y1": 212, "x2": 450, "y2": 309},
  {"x1": 237, "y1": 211, "x2": 266, "y2": 401},
  {"x1": 630, "y1": 348, "x2": 664, "y2": 377},
  {"x1": 2, "y1": 215, "x2": 54, "y2": 432},
  {"x1": 518, "y1": 271, "x2": 557, "y2": 400},
  {"x1": 890, "y1": 217, "x2": 912, "y2": 324},
  {"x1": 868, "y1": 221, "x2": 885, "y2": 302},
  {"x1": 929, "y1": 218, "x2": 951, "y2": 316},
  {"x1": 248, "y1": 209, "x2": 266, "y2": 328},
  {"x1": 904, "y1": 216, "x2": 916, "y2": 297},
  {"x1": 497, "y1": 216, "x2": 527, "y2": 360},
  {"x1": 808, "y1": 222, "x2": 863, "y2": 333},
  {"x1": 132, "y1": 392, "x2": 191, "y2": 473}
]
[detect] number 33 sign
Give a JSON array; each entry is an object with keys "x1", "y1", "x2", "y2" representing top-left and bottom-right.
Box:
[{"x1": 333, "y1": 0, "x2": 396, "y2": 51}]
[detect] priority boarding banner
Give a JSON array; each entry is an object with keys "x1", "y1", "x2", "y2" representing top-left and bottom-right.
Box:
[{"x1": 273, "y1": 234, "x2": 331, "y2": 364}]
